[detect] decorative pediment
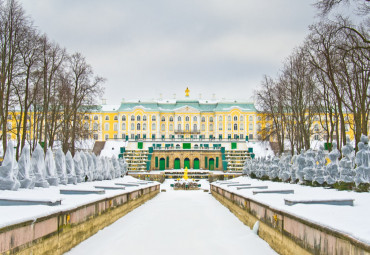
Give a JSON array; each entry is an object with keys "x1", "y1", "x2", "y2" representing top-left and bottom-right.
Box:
[{"x1": 174, "y1": 106, "x2": 200, "y2": 113}]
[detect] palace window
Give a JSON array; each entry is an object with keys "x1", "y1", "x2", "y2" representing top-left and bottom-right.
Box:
[
  {"x1": 178, "y1": 116, "x2": 181, "y2": 121},
  {"x1": 114, "y1": 123, "x2": 118, "y2": 131},
  {"x1": 105, "y1": 116, "x2": 109, "y2": 121},
  {"x1": 152, "y1": 123, "x2": 156, "y2": 130},
  {"x1": 201, "y1": 124, "x2": 205, "y2": 131},
  {"x1": 131, "y1": 115, "x2": 135, "y2": 121},
  {"x1": 193, "y1": 124, "x2": 197, "y2": 131},
  {"x1": 93, "y1": 134, "x2": 98, "y2": 140},
  {"x1": 234, "y1": 116, "x2": 238, "y2": 121},
  {"x1": 94, "y1": 115, "x2": 99, "y2": 120},
  {"x1": 249, "y1": 123, "x2": 253, "y2": 131},
  {"x1": 169, "y1": 116, "x2": 173, "y2": 122},
  {"x1": 185, "y1": 116, "x2": 190, "y2": 122},
  {"x1": 201, "y1": 117, "x2": 205, "y2": 122},
  {"x1": 186, "y1": 124, "x2": 189, "y2": 131},
  {"x1": 240, "y1": 115, "x2": 244, "y2": 121},
  {"x1": 240, "y1": 123, "x2": 244, "y2": 130},
  {"x1": 161, "y1": 124, "x2": 165, "y2": 131},
  {"x1": 137, "y1": 123, "x2": 141, "y2": 130},
  {"x1": 314, "y1": 124, "x2": 319, "y2": 132},
  {"x1": 84, "y1": 115, "x2": 89, "y2": 120},
  {"x1": 122, "y1": 115, "x2": 126, "y2": 121},
  {"x1": 161, "y1": 116, "x2": 166, "y2": 122},
  {"x1": 234, "y1": 124, "x2": 238, "y2": 130},
  {"x1": 219, "y1": 116, "x2": 222, "y2": 121},
  {"x1": 178, "y1": 124, "x2": 181, "y2": 130},
  {"x1": 105, "y1": 134, "x2": 109, "y2": 140},
  {"x1": 193, "y1": 116, "x2": 197, "y2": 121},
  {"x1": 228, "y1": 123, "x2": 231, "y2": 130},
  {"x1": 122, "y1": 123, "x2": 126, "y2": 130},
  {"x1": 84, "y1": 123, "x2": 89, "y2": 130},
  {"x1": 143, "y1": 115, "x2": 147, "y2": 121},
  {"x1": 114, "y1": 115, "x2": 118, "y2": 121},
  {"x1": 131, "y1": 123, "x2": 135, "y2": 130},
  {"x1": 228, "y1": 116, "x2": 231, "y2": 122},
  {"x1": 105, "y1": 123, "x2": 109, "y2": 131},
  {"x1": 219, "y1": 122, "x2": 222, "y2": 130},
  {"x1": 169, "y1": 124, "x2": 173, "y2": 131},
  {"x1": 137, "y1": 115, "x2": 141, "y2": 121},
  {"x1": 314, "y1": 134, "x2": 319, "y2": 140},
  {"x1": 152, "y1": 115, "x2": 156, "y2": 121},
  {"x1": 249, "y1": 116, "x2": 254, "y2": 122},
  {"x1": 143, "y1": 123, "x2": 147, "y2": 130},
  {"x1": 209, "y1": 124, "x2": 213, "y2": 131},
  {"x1": 93, "y1": 123, "x2": 98, "y2": 131},
  {"x1": 209, "y1": 117, "x2": 213, "y2": 122},
  {"x1": 122, "y1": 134, "x2": 126, "y2": 139}
]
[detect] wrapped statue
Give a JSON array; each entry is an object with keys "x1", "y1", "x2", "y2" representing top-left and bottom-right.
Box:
[
  {"x1": 313, "y1": 145, "x2": 326, "y2": 185},
  {"x1": 55, "y1": 148, "x2": 68, "y2": 185},
  {"x1": 303, "y1": 149, "x2": 316, "y2": 182},
  {"x1": 73, "y1": 151, "x2": 84, "y2": 183},
  {"x1": 326, "y1": 141, "x2": 340, "y2": 185},
  {"x1": 17, "y1": 144, "x2": 36, "y2": 189},
  {"x1": 0, "y1": 141, "x2": 20, "y2": 190},
  {"x1": 296, "y1": 150, "x2": 306, "y2": 183},
  {"x1": 339, "y1": 144, "x2": 355, "y2": 183},
  {"x1": 31, "y1": 144, "x2": 49, "y2": 188},
  {"x1": 66, "y1": 151, "x2": 77, "y2": 184},
  {"x1": 45, "y1": 147, "x2": 59, "y2": 186}
]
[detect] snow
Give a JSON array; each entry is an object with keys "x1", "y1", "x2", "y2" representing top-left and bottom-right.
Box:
[
  {"x1": 248, "y1": 141, "x2": 274, "y2": 158},
  {"x1": 100, "y1": 140, "x2": 127, "y2": 158},
  {"x1": 66, "y1": 179, "x2": 277, "y2": 255},
  {"x1": 0, "y1": 176, "x2": 157, "y2": 229},
  {"x1": 213, "y1": 176, "x2": 370, "y2": 244}
]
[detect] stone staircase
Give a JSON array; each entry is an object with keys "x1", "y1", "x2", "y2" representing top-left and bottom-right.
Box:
[
  {"x1": 224, "y1": 150, "x2": 251, "y2": 172},
  {"x1": 123, "y1": 150, "x2": 149, "y2": 171}
]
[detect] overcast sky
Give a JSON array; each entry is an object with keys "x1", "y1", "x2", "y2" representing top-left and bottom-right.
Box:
[{"x1": 19, "y1": 0, "x2": 317, "y2": 104}]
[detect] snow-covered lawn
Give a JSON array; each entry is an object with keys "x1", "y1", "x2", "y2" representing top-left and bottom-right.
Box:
[
  {"x1": 66, "y1": 179, "x2": 277, "y2": 255},
  {"x1": 0, "y1": 176, "x2": 155, "y2": 229},
  {"x1": 213, "y1": 176, "x2": 370, "y2": 244}
]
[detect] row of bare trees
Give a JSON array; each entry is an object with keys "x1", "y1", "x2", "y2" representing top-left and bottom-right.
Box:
[
  {"x1": 255, "y1": 1, "x2": 369, "y2": 155},
  {"x1": 0, "y1": 0, "x2": 105, "y2": 159}
]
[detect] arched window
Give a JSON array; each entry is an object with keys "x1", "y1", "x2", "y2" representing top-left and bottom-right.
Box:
[
  {"x1": 105, "y1": 115, "x2": 109, "y2": 121},
  {"x1": 240, "y1": 123, "x2": 244, "y2": 130},
  {"x1": 178, "y1": 124, "x2": 181, "y2": 130},
  {"x1": 169, "y1": 124, "x2": 173, "y2": 131},
  {"x1": 93, "y1": 123, "x2": 98, "y2": 130},
  {"x1": 152, "y1": 115, "x2": 156, "y2": 121},
  {"x1": 185, "y1": 116, "x2": 190, "y2": 121},
  {"x1": 249, "y1": 123, "x2": 253, "y2": 131},
  {"x1": 161, "y1": 116, "x2": 165, "y2": 122},
  {"x1": 113, "y1": 123, "x2": 118, "y2": 131},
  {"x1": 131, "y1": 115, "x2": 135, "y2": 121},
  {"x1": 178, "y1": 116, "x2": 181, "y2": 121},
  {"x1": 105, "y1": 123, "x2": 109, "y2": 131},
  {"x1": 218, "y1": 122, "x2": 222, "y2": 130},
  {"x1": 249, "y1": 115, "x2": 253, "y2": 121},
  {"x1": 240, "y1": 115, "x2": 244, "y2": 121},
  {"x1": 84, "y1": 115, "x2": 89, "y2": 120},
  {"x1": 228, "y1": 123, "x2": 231, "y2": 130},
  {"x1": 228, "y1": 116, "x2": 231, "y2": 121},
  {"x1": 122, "y1": 115, "x2": 126, "y2": 121},
  {"x1": 234, "y1": 124, "x2": 238, "y2": 130},
  {"x1": 219, "y1": 116, "x2": 222, "y2": 121},
  {"x1": 137, "y1": 123, "x2": 141, "y2": 130},
  {"x1": 193, "y1": 124, "x2": 197, "y2": 131},
  {"x1": 122, "y1": 123, "x2": 126, "y2": 130},
  {"x1": 314, "y1": 124, "x2": 319, "y2": 131},
  {"x1": 193, "y1": 116, "x2": 197, "y2": 121},
  {"x1": 161, "y1": 124, "x2": 165, "y2": 131},
  {"x1": 201, "y1": 124, "x2": 205, "y2": 131},
  {"x1": 209, "y1": 117, "x2": 213, "y2": 122},
  {"x1": 152, "y1": 123, "x2": 156, "y2": 130},
  {"x1": 194, "y1": 144, "x2": 199, "y2": 149},
  {"x1": 201, "y1": 117, "x2": 205, "y2": 122},
  {"x1": 94, "y1": 115, "x2": 99, "y2": 120},
  {"x1": 114, "y1": 115, "x2": 118, "y2": 120},
  {"x1": 143, "y1": 115, "x2": 147, "y2": 121},
  {"x1": 169, "y1": 116, "x2": 173, "y2": 122},
  {"x1": 233, "y1": 116, "x2": 238, "y2": 121},
  {"x1": 137, "y1": 115, "x2": 141, "y2": 121},
  {"x1": 84, "y1": 123, "x2": 89, "y2": 130},
  {"x1": 131, "y1": 123, "x2": 135, "y2": 130},
  {"x1": 186, "y1": 124, "x2": 189, "y2": 131},
  {"x1": 143, "y1": 123, "x2": 147, "y2": 130},
  {"x1": 210, "y1": 124, "x2": 213, "y2": 131}
]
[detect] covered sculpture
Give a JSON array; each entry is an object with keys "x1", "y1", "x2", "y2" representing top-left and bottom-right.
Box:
[
  {"x1": 45, "y1": 147, "x2": 59, "y2": 186},
  {"x1": 66, "y1": 151, "x2": 77, "y2": 184},
  {"x1": 31, "y1": 144, "x2": 49, "y2": 188},
  {"x1": 0, "y1": 141, "x2": 20, "y2": 190},
  {"x1": 55, "y1": 148, "x2": 68, "y2": 185},
  {"x1": 17, "y1": 144, "x2": 36, "y2": 189}
]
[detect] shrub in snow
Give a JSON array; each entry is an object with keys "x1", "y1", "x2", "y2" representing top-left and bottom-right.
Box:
[
  {"x1": 339, "y1": 144, "x2": 355, "y2": 183},
  {"x1": 31, "y1": 144, "x2": 49, "y2": 188},
  {"x1": 17, "y1": 144, "x2": 36, "y2": 189},
  {"x1": 326, "y1": 141, "x2": 340, "y2": 185},
  {"x1": 0, "y1": 140, "x2": 20, "y2": 190},
  {"x1": 354, "y1": 142, "x2": 369, "y2": 186},
  {"x1": 44, "y1": 147, "x2": 59, "y2": 186},
  {"x1": 269, "y1": 157, "x2": 279, "y2": 179},
  {"x1": 296, "y1": 150, "x2": 306, "y2": 183},
  {"x1": 55, "y1": 148, "x2": 68, "y2": 185},
  {"x1": 66, "y1": 151, "x2": 77, "y2": 184},
  {"x1": 313, "y1": 146, "x2": 326, "y2": 185},
  {"x1": 279, "y1": 155, "x2": 291, "y2": 182},
  {"x1": 303, "y1": 149, "x2": 316, "y2": 182}
]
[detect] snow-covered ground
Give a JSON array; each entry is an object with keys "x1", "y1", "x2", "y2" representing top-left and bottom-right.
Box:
[
  {"x1": 66, "y1": 179, "x2": 277, "y2": 255},
  {"x1": 213, "y1": 176, "x2": 370, "y2": 244},
  {"x1": 0, "y1": 176, "x2": 155, "y2": 229}
]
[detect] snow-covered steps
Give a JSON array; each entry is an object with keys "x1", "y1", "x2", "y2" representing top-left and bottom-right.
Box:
[{"x1": 284, "y1": 198, "x2": 354, "y2": 206}]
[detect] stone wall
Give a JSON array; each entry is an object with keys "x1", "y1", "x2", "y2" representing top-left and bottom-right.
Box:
[
  {"x1": 211, "y1": 184, "x2": 370, "y2": 255},
  {"x1": 0, "y1": 185, "x2": 160, "y2": 255}
]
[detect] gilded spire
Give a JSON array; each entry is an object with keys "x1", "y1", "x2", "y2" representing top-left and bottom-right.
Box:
[{"x1": 185, "y1": 87, "x2": 190, "y2": 97}]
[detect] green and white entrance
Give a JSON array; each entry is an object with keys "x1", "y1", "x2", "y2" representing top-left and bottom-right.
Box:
[
  {"x1": 193, "y1": 158, "x2": 199, "y2": 169},
  {"x1": 174, "y1": 158, "x2": 181, "y2": 169},
  {"x1": 184, "y1": 158, "x2": 190, "y2": 169}
]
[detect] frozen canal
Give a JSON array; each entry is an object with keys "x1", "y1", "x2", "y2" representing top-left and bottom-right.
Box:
[{"x1": 66, "y1": 180, "x2": 276, "y2": 255}]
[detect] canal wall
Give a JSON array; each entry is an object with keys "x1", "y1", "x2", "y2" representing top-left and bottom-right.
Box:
[
  {"x1": 211, "y1": 184, "x2": 370, "y2": 255},
  {"x1": 0, "y1": 184, "x2": 160, "y2": 255}
]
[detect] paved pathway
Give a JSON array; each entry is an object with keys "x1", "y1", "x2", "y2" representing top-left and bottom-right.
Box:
[{"x1": 66, "y1": 180, "x2": 276, "y2": 255}]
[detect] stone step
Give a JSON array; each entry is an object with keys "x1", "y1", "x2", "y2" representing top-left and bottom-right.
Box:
[
  {"x1": 236, "y1": 186, "x2": 268, "y2": 190},
  {"x1": 94, "y1": 186, "x2": 126, "y2": 190},
  {"x1": 284, "y1": 199, "x2": 354, "y2": 206},
  {"x1": 253, "y1": 189, "x2": 294, "y2": 195},
  {"x1": 60, "y1": 189, "x2": 105, "y2": 195},
  {"x1": 0, "y1": 198, "x2": 62, "y2": 206}
]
